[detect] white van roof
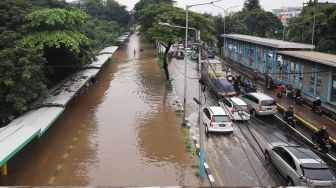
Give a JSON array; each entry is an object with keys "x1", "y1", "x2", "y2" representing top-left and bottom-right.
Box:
[
  {"x1": 230, "y1": 97, "x2": 247, "y2": 106},
  {"x1": 209, "y1": 106, "x2": 227, "y2": 115}
]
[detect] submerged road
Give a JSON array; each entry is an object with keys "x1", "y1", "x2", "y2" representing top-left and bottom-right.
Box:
[{"x1": 0, "y1": 33, "x2": 205, "y2": 186}]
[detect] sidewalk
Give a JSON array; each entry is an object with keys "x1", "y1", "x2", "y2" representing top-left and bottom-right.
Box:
[{"x1": 217, "y1": 57, "x2": 336, "y2": 141}]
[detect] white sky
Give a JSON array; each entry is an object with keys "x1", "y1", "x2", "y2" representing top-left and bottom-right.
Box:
[
  {"x1": 114, "y1": 0, "x2": 336, "y2": 14},
  {"x1": 65, "y1": 0, "x2": 336, "y2": 14}
]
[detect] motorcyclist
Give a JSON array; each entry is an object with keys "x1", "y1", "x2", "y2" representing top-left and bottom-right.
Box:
[
  {"x1": 294, "y1": 88, "x2": 301, "y2": 99},
  {"x1": 276, "y1": 83, "x2": 284, "y2": 96},
  {"x1": 284, "y1": 105, "x2": 294, "y2": 122},
  {"x1": 268, "y1": 78, "x2": 275, "y2": 90},
  {"x1": 312, "y1": 125, "x2": 330, "y2": 152},
  {"x1": 286, "y1": 84, "x2": 294, "y2": 98},
  {"x1": 312, "y1": 97, "x2": 322, "y2": 111}
]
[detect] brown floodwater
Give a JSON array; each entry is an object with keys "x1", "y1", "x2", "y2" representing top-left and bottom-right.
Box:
[{"x1": 0, "y1": 33, "x2": 205, "y2": 186}]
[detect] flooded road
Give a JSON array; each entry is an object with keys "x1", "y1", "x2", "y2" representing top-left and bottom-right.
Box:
[{"x1": 0, "y1": 33, "x2": 204, "y2": 186}]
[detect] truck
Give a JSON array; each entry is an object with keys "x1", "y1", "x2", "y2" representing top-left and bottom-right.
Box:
[{"x1": 201, "y1": 59, "x2": 236, "y2": 98}]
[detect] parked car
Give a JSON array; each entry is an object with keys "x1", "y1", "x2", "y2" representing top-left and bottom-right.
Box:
[
  {"x1": 210, "y1": 77, "x2": 236, "y2": 98},
  {"x1": 202, "y1": 106, "x2": 234, "y2": 134},
  {"x1": 265, "y1": 142, "x2": 336, "y2": 186},
  {"x1": 241, "y1": 92, "x2": 277, "y2": 116},
  {"x1": 219, "y1": 97, "x2": 250, "y2": 121},
  {"x1": 207, "y1": 50, "x2": 215, "y2": 59},
  {"x1": 174, "y1": 50, "x2": 185, "y2": 60}
]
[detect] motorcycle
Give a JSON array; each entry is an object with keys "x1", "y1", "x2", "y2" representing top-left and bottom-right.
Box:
[
  {"x1": 312, "y1": 136, "x2": 330, "y2": 153},
  {"x1": 313, "y1": 106, "x2": 323, "y2": 115},
  {"x1": 286, "y1": 89, "x2": 294, "y2": 98},
  {"x1": 283, "y1": 114, "x2": 297, "y2": 127},
  {"x1": 295, "y1": 96, "x2": 303, "y2": 105},
  {"x1": 277, "y1": 91, "x2": 283, "y2": 98}
]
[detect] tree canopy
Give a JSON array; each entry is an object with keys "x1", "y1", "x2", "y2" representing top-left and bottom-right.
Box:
[
  {"x1": 287, "y1": 3, "x2": 336, "y2": 54},
  {"x1": 242, "y1": 0, "x2": 261, "y2": 12},
  {"x1": 139, "y1": 3, "x2": 216, "y2": 80},
  {"x1": 133, "y1": 0, "x2": 174, "y2": 20},
  {"x1": 85, "y1": 0, "x2": 131, "y2": 26},
  {"x1": 0, "y1": 0, "x2": 129, "y2": 126}
]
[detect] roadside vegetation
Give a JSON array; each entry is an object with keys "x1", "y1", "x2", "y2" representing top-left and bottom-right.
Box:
[
  {"x1": 0, "y1": 0, "x2": 130, "y2": 126},
  {"x1": 286, "y1": 2, "x2": 336, "y2": 54}
]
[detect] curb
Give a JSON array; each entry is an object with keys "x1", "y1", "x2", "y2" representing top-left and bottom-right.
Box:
[
  {"x1": 190, "y1": 132, "x2": 216, "y2": 187},
  {"x1": 170, "y1": 86, "x2": 215, "y2": 186}
]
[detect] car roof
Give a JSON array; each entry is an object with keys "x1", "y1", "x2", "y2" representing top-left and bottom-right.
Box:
[
  {"x1": 249, "y1": 92, "x2": 274, "y2": 100},
  {"x1": 208, "y1": 106, "x2": 227, "y2": 115},
  {"x1": 285, "y1": 145, "x2": 320, "y2": 160},
  {"x1": 229, "y1": 97, "x2": 247, "y2": 106}
]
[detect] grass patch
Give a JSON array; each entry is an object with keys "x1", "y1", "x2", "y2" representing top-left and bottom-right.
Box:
[
  {"x1": 180, "y1": 125, "x2": 197, "y2": 155},
  {"x1": 195, "y1": 171, "x2": 200, "y2": 177},
  {"x1": 175, "y1": 109, "x2": 182, "y2": 117},
  {"x1": 164, "y1": 80, "x2": 172, "y2": 90}
]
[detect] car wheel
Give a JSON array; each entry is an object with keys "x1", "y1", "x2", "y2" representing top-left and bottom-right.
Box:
[
  {"x1": 251, "y1": 109, "x2": 256, "y2": 116},
  {"x1": 205, "y1": 125, "x2": 209, "y2": 135},
  {"x1": 264, "y1": 152, "x2": 271, "y2": 166},
  {"x1": 287, "y1": 177, "x2": 294, "y2": 186}
]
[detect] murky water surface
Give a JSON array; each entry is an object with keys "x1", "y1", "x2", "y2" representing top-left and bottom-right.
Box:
[{"x1": 0, "y1": 33, "x2": 204, "y2": 186}]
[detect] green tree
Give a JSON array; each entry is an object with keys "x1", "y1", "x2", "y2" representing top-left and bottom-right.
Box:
[
  {"x1": 0, "y1": 0, "x2": 48, "y2": 125},
  {"x1": 133, "y1": 0, "x2": 174, "y2": 20},
  {"x1": 287, "y1": 3, "x2": 336, "y2": 54},
  {"x1": 139, "y1": 3, "x2": 216, "y2": 80},
  {"x1": 85, "y1": 0, "x2": 130, "y2": 27},
  {"x1": 242, "y1": 0, "x2": 261, "y2": 12},
  {"x1": 19, "y1": 8, "x2": 93, "y2": 84}
]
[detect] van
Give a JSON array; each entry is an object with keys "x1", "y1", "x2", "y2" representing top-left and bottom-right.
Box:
[{"x1": 241, "y1": 92, "x2": 277, "y2": 116}]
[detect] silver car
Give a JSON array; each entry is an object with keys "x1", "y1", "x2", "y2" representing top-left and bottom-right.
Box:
[{"x1": 265, "y1": 142, "x2": 336, "y2": 186}]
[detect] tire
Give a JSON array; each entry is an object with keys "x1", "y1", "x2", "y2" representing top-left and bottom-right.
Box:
[
  {"x1": 287, "y1": 177, "x2": 294, "y2": 186},
  {"x1": 205, "y1": 125, "x2": 209, "y2": 135},
  {"x1": 265, "y1": 151, "x2": 271, "y2": 166},
  {"x1": 251, "y1": 109, "x2": 256, "y2": 116}
]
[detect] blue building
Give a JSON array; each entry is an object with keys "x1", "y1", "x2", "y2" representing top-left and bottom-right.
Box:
[{"x1": 222, "y1": 34, "x2": 336, "y2": 106}]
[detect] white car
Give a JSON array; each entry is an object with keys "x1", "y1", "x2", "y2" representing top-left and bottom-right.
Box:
[
  {"x1": 202, "y1": 106, "x2": 234, "y2": 134},
  {"x1": 241, "y1": 92, "x2": 277, "y2": 116},
  {"x1": 265, "y1": 142, "x2": 336, "y2": 186},
  {"x1": 219, "y1": 97, "x2": 250, "y2": 121}
]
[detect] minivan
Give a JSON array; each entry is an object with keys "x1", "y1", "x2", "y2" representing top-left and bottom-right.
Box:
[{"x1": 241, "y1": 92, "x2": 277, "y2": 116}]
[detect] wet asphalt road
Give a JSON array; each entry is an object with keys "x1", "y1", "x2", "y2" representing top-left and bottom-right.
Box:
[{"x1": 169, "y1": 54, "x2": 336, "y2": 186}]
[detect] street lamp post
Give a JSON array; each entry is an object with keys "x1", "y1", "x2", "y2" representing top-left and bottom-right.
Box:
[
  {"x1": 212, "y1": 4, "x2": 239, "y2": 58},
  {"x1": 183, "y1": 0, "x2": 222, "y2": 179}
]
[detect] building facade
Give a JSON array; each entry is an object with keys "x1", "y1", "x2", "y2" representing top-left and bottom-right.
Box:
[
  {"x1": 272, "y1": 7, "x2": 302, "y2": 26},
  {"x1": 223, "y1": 34, "x2": 336, "y2": 105}
]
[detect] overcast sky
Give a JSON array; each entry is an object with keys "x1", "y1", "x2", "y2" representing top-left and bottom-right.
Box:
[{"x1": 114, "y1": 0, "x2": 335, "y2": 14}]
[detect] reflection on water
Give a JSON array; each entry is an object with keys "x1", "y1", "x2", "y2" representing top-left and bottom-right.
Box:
[{"x1": 0, "y1": 33, "x2": 203, "y2": 186}]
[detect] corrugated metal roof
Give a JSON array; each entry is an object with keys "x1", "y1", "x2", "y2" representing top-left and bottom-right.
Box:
[
  {"x1": 278, "y1": 51, "x2": 336, "y2": 67},
  {"x1": 222, "y1": 34, "x2": 315, "y2": 49}
]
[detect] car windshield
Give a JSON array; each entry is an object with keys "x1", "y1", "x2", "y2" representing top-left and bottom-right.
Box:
[
  {"x1": 261, "y1": 100, "x2": 276, "y2": 106},
  {"x1": 301, "y1": 166, "x2": 334, "y2": 181},
  {"x1": 214, "y1": 115, "x2": 230, "y2": 122}
]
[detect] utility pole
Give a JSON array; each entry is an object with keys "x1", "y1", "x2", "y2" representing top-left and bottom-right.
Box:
[{"x1": 311, "y1": 9, "x2": 316, "y2": 46}]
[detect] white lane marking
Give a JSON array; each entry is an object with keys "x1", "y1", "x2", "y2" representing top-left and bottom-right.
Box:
[
  {"x1": 195, "y1": 143, "x2": 200, "y2": 149},
  {"x1": 208, "y1": 175, "x2": 215, "y2": 183},
  {"x1": 204, "y1": 163, "x2": 209, "y2": 169}
]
